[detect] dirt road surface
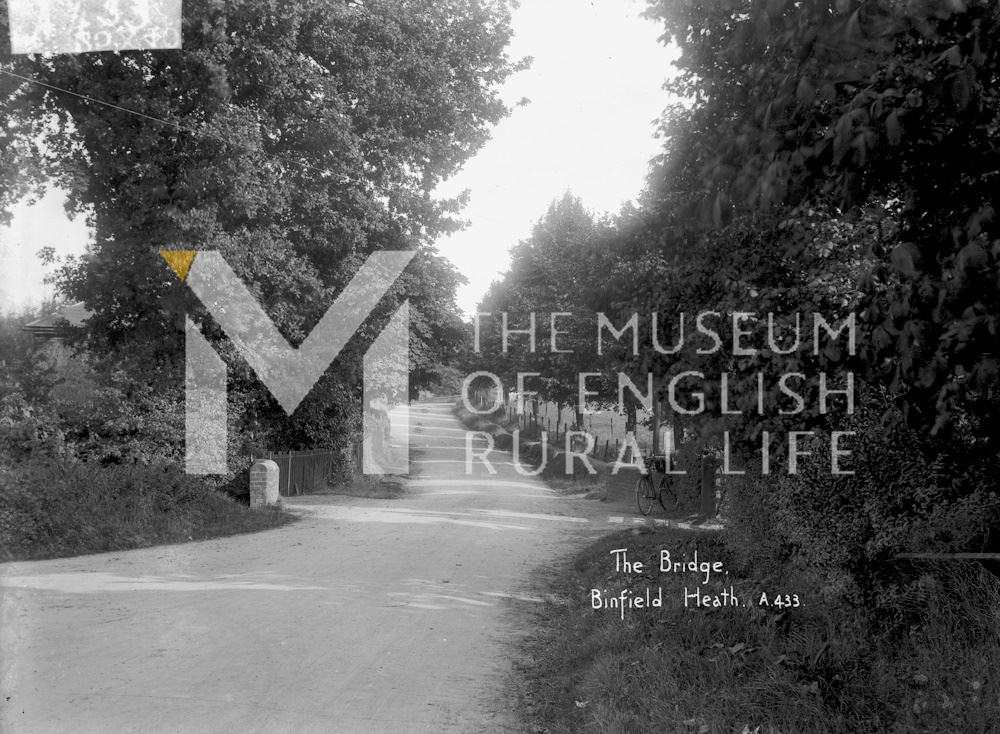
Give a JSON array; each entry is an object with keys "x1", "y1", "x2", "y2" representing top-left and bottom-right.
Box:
[{"x1": 1, "y1": 401, "x2": 632, "y2": 733}]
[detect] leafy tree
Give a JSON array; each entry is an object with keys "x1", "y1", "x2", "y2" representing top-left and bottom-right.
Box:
[
  {"x1": 0, "y1": 305, "x2": 51, "y2": 403},
  {"x1": 476, "y1": 193, "x2": 614, "y2": 432},
  {"x1": 0, "y1": 0, "x2": 523, "y2": 457},
  {"x1": 624, "y1": 0, "x2": 1000, "y2": 584},
  {"x1": 645, "y1": 0, "x2": 1000, "y2": 442}
]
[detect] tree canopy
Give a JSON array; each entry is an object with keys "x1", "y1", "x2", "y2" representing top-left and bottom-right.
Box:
[
  {"x1": 645, "y1": 0, "x2": 1000, "y2": 440},
  {"x1": 475, "y1": 193, "x2": 616, "y2": 425},
  {"x1": 1, "y1": 0, "x2": 522, "y2": 454},
  {"x1": 477, "y1": 0, "x2": 1000, "y2": 593}
]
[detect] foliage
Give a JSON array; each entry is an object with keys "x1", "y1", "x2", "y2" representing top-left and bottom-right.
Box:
[
  {"x1": 512, "y1": 526, "x2": 1000, "y2": 733},
  {"x1": 475, "y1": 193, "x2": 616, "y2": 426},
  {"x1": 0, "y1": 456, "x2": 291, "y2": 561},
  {"x1": 723, "y1": 379, "x2": 1000, "y2": 622},
  {"x1": 561, "y1": 0, "x2": 1000, "y2": 604},
  {"x1": 466, "y1": 0, "x2": 1000, "y2": 616},
  {"x1": 0, "y1": 336, "x2": 188, "y2": 466},
  {"x1": 0, "y1": 0, "x2": 522, "y2": 455},
  {"x1": 645, "y1": 0, "x2": 1000, "y2": 441},
  {"x1": 592, "y1": 205, "x2": 867, "y2": 455},
  {"x1": 0, "y1": 310, "x2": 259, "y2": 484},
  {"x1": 769, "y1": 392, "x2": 999, "y2": 608},
  {"x1": 419, "y1": 364, "x2": 467, "y2": 397}
]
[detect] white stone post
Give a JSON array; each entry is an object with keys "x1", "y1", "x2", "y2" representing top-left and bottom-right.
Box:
[{"x1": 249, "y1": 459, "x2": 279, "y2": 508}]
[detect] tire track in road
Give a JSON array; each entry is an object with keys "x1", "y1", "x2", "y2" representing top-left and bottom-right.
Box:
[{"x1": 1, "y1": 400, "x2": 618, "y2": 734}]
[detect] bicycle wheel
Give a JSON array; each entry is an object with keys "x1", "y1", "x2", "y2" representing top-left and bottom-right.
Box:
[
  {"x1": 636, "y1": 475, "x2": 656, "y2": 515},
  {"x1": 657, "y1": 477, "x2": 678, "y2": 512}
]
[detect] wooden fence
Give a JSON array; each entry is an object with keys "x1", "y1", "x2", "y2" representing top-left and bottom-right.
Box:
[
  {"x1": 250, "y1": 448, "x2": 349, "y2": 496},
  {"x1": 469, "y1": 389, "x2": 724, "y2": 515},
  {"x1": 503, "y1": 406, "x2": 629, "y2": 461},
  {"x1": 466, "y1": 389, "x2": 643, "y2": 461}
]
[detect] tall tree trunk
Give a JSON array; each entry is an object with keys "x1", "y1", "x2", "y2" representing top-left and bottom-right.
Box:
[{"x1": 625, "y1": 395, "x2": 637, "y2": 462}]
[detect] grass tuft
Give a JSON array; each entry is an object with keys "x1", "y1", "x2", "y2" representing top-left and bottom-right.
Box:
[
  {"x1": 510, "y1": 527, "x2": 1000, "y2": 733},
  {"x1": 323, "y1": 475, "x2": 407, "y2": 499},
  {"x1": 0, "y1": 458, "x2": 294, "y2": 561}
]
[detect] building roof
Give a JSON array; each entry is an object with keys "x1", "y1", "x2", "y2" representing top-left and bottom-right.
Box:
[{"x1": 22, "y1": 301, "x2": 94, "y2": 337}]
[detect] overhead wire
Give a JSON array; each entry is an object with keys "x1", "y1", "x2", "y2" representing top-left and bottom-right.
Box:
[
  {"x1": 0, "y1": 66, "x2": 546, "y2": 231},
  {"x1": 0, "y1": 66, "x2": 340, "y2": 180}
]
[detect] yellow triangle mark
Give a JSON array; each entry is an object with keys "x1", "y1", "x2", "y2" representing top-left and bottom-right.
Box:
[{"x1": 159, "y1": 250, "x2": 196, "y2": 281}]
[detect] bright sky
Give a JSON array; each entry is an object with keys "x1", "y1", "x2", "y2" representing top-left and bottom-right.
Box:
[
  {"x1": 0, "y1": 189, "x2": 90, "y2": 314},
  {"x1": 0, "y1": 0, "x2": 673, "y2": 316},
  {"x1": 437, "y1": 0, "x2": 674, "y2": 315}
]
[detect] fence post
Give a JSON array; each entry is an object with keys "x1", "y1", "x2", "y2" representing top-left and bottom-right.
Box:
[
  {"x1": 285, "y1": 452, "x2": 292, "y2": 496},
  {"x1": 700, "y1": 455, "x2": 717, "y2": 517}
]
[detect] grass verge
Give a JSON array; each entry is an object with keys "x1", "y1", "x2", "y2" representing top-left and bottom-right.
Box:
[
  {"x1": 322, "y1": 475, "x2": 406, "y2": 499},
  {"x1": 0, "y1": 459, "x2": 295, "y2": 562},
  {"x1": 541, "y1": 475, "x2": 606, "y2": 498},
  {"x1": 510, "y1": 526, "x2": 1000, "y2": 734}
]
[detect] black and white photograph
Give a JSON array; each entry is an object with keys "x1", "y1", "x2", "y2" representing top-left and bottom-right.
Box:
[{"x1": 1, "y1": 0, "x2": 998, "y2": 732}]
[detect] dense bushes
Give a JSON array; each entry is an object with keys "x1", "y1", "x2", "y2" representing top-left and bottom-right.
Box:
[
  {"x1": 0, "y1": 317, "x2": 292, "y2": 561},
  {"x1": 420, "y1": 365, "x2": 466, "y2": 397},
  {"x1": 0, "y1": 339, "x2": 186, "y2": 464},
  {"x1": 0, "y1": 458, "x2": 289, "y2": 561},
  {"x1": 727, "y1": 388, "x2": 1000, "y2": 618},
  {"x1": 517, "y1": 526, "x2": 1000, "y2": 734}
]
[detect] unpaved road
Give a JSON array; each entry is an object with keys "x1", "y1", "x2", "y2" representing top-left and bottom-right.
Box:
[{"x1": 1, "y1": 401, "x2": 633, "y2": 733}]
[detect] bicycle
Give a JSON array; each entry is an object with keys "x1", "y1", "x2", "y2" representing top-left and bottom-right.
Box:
[{"x1": 635, "y1": 454, "x2": 679, "y2": 516}]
